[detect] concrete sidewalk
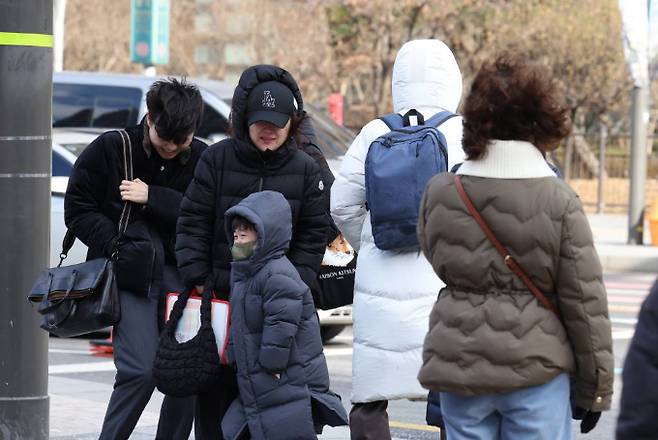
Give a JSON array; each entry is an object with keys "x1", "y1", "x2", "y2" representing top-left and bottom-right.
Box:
[
  {"x1": 47, "y1": 213, "x2": 653, "y2": 439},
  {"x1": 49, "y1": 373, "x2": 352, "y2": 439},
  {"x1": 588, "y1": 214, "x2": 658, "y2": 273}
]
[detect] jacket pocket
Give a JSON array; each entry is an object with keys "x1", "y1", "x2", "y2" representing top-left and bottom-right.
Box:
[{"x1": 310, "y1": 391, "x2": 349, "y2": 427}]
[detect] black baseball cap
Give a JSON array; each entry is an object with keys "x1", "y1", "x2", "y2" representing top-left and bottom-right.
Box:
[{"x1": 246, "y1": 81, "x2": 296, "y2": 128}]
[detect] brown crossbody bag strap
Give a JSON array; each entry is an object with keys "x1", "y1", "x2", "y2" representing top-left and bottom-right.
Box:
[{"x1": 453, "y1": 174, "x2": 561, "y2": 318}]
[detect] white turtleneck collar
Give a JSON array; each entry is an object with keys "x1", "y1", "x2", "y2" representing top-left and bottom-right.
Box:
[{"x1": 456, "y1": 140, "x2": 557, "y2": 179}]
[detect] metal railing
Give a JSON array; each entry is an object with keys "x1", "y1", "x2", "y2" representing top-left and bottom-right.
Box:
[{"x1": 553, "y1": 129, "x2": 658, "y2": 212}]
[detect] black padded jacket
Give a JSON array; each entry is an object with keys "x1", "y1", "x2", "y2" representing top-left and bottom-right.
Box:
[{"x1": 175, "y1": 65, "x2": 328, "y2": 298}]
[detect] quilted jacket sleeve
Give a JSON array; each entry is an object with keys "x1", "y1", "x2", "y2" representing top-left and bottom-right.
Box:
[
  {"x1": 330, "y1": 122, "x2": 377, "y2": 252},
  {"x1": 176, "y1": 148, "x2": 217, "y2": 287},
  {"x1": 258, "y1": 273, "x2": 305, "y2": 372},
  {"x1": 64, "y1": 133, "x2": 118, "y2": 255},
  {"x1": 555, "y1": 197, "x2": 614, "y2": 412},
  {"x1": 301, "y1": 142, "x2": 340, "y2": 238},
  {"x1": 287, "y1": 160, "x2": 328, "y2": 290}
]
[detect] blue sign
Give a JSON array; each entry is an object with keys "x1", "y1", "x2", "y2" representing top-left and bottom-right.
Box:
[{"x1": 130, "y1": 0, "x2": 170, "y2": 65}]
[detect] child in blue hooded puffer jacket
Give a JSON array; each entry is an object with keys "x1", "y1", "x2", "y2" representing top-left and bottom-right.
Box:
[{"x1": 220, "y1": 190, "x2": 348, "y2": 440}]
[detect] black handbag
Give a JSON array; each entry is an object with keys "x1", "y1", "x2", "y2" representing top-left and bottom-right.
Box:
[
  {"x1": 27, "y1": 130, "x2": 133, "y2": 337},
  {"x1": 153, "y1": 288, "x2": 222, "y2": 397},
  {"x1": 314, "y1": 233, "x2": 356, "y2": 310}
]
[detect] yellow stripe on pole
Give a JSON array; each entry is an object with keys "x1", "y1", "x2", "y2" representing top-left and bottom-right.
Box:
[{"x1": 0, "y1": 32, "x2": 53, "y2": 48}]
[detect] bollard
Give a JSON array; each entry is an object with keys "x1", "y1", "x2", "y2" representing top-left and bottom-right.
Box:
[{"x1": 649, "y1": 198, "x2": 658, "y2": 246}]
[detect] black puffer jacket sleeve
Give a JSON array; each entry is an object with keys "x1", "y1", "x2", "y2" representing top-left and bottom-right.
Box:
[
  {"x1": 303, "y1": 143, "x2": 339, "y2": 239},
  {"x1": 64, "y1": 133, "x2": 118, "y2": 256},
  {"x1": 176, "y1": 147, "x2": 217, "y2": 287},
  {"x1": 146, "y1": 186, "x2": 184, "y2": 227},
  {"x1": 288, "y1": 160, "x2": 328, "y2": 290},
  {"x1": 298, "y1": 114, "x2": 339, "y2": 239}
]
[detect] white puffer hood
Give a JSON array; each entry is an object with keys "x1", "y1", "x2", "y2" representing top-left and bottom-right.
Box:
[{"x1": 392, "y1": 39, "x2": 463, "y2": 114}]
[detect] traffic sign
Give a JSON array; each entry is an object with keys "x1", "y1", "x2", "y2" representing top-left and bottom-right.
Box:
[{"x1": 130, "y1": 0, "x2": 170, "y2": 65}]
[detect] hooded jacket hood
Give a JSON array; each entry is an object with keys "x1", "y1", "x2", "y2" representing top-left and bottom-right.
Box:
[
  {"x1": 225, "y1": 191, "x2": 292, "y2": 276},
  {"x1": 391, "y1": 39, "x2": 463, "y2": 114},
  {"x1": 230, "y1": 64, "x2": 304, "y2": 142}
]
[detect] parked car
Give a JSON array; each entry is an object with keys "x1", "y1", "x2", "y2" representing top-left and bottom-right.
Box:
[
  {"x1": 51, "y1": 72, "x2": 354, "y2": 342},
  {"x1": 53, "y1": 127, "x2": 106, "y2": 156},
  {"x1": 51, "y1": 142, "x2": 87, "y2": 267},
  {"x1": 53, "y1": 71, "x2": 354, "y2": 160}
]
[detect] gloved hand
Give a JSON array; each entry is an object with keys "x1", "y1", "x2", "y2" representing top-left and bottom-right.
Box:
[{"x1": 572, "y1": 406, "x2": 601, "y2": 433}]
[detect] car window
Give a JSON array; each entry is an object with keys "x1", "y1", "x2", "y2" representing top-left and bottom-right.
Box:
[
  {"x1": 196, "y1": 101, "x2": 229, "y2": 139},
  {"x1": 53, "y1": 84, "x2": 142, "y2": 128},
  {"x1": 52, "y1": 151, "x2": 73, "y2": 177},
  {"x1": 59, "y1": 142, "x2": 90, "y2": 156}
]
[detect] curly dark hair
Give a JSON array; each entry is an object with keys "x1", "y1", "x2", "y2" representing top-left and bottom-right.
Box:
[{"x1": 461, "y1": 55, "x2": 572, "y2": 160}]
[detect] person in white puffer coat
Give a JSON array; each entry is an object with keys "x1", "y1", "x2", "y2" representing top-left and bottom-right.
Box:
[{"x1": 330, "y1": 39, "x2": 464, "y2": 439}]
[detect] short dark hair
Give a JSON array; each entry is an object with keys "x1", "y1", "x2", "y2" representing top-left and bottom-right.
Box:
[
  {"x1": 146, "y1": 78, "x2": 204, "y2": 145},
  {"x1": 461, "y1": 55, "x2": 572, "y2": 160},
  {"x1": 231, "y1": 216, "x2": 255, "y2": 232}
]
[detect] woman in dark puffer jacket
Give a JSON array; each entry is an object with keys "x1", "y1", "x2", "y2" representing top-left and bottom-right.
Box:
[{"x1": 176, "y1": 64, "x2": 329, "y2": 439}]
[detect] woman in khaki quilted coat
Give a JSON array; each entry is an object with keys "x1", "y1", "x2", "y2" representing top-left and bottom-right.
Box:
[{"x1": 417, "y1": 55, "x2": 614, "y2": 440}]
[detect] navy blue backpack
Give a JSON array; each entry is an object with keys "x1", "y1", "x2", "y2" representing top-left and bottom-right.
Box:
[{"x1": 365, "y1": 109, "x2": 457, "y2": 251}]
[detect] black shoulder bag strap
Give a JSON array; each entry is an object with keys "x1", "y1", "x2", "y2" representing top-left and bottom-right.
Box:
[
  {"x1": 114, "y1": 129, "x2": 133, "y2": 250},
  {"x1": 58, "y1": 130, "x2": 133, "y2": 267}
]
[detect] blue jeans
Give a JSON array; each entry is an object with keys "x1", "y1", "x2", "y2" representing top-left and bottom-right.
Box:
[{"x1": 440, "y1": 373, "x2": 571, "y2": 440}]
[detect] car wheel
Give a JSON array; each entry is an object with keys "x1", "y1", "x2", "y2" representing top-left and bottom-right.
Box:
[{"x1": 320, "y1": 325, "x2": 345, "y2": 344}]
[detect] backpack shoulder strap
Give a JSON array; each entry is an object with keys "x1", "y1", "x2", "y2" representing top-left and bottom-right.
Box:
[
  {"x1": 425, "y1": 111, "x2": 458, "y2": 129},
  {"x1": 378, "y1": 113, "x2": 404, "y2": 131}
]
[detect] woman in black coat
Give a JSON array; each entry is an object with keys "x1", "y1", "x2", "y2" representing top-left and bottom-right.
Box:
[
  {"x1": 176, "y1": 64, "x2": 329, "y2": 439},
  {"x1": 176, "y1": 64, "x2": 327, "y2": 298}
]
